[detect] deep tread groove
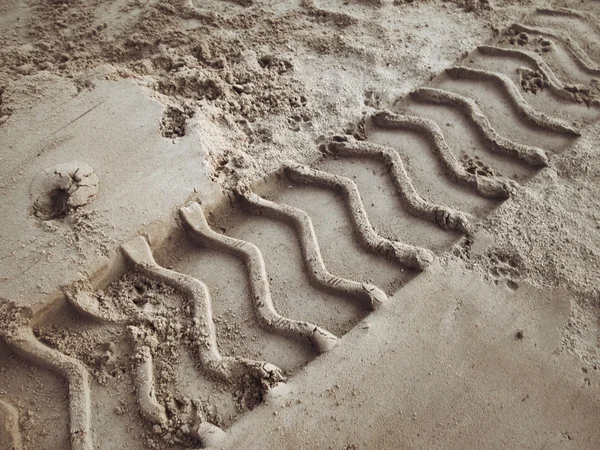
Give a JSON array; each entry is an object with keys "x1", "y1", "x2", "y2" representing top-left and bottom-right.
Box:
[
  {"x1": 283, "y1": 161, "x2": 435, "y2": 271},
  {"x1": 411, "y1": 87, "x2": 549, "y2": 166},
  {"x1": 322, "y1": 136, "x2": 473, "y2": 231},
  {"x1": 371, "y1": 109, "x2": 517, "y2": 198},
  {"x1": 131, "y1": 226, "x2": 338, "y2": 355}
]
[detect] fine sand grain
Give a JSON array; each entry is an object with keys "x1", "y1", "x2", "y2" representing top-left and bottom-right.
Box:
[{"x1": 1, "y1": 0, "x2": 599, "y2": 449}]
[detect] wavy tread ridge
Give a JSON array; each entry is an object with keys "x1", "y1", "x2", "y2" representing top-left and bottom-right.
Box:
[
  {"x1": 371, "y1": 109, "x2": 517, "y2": 198},
  {"x1": 0, "y1": 399, "x2": 23, "y2": 450},
  {"x1": 323, "y1": 136, "x2": 474, "y2": 231},
  {"x1": 2, "y1": 325, "x2": 93, "y2": 450},
  {"x1": 178, "y1": 206, "x2": 341, "y2": 350},
  {"x1": 411, "y1": 87, "x2": 549, "y2": 166},
  {"x1": 120, "y1": 236, "x2": 297, "y2": 381},
  {"x1": 476, "y1": 45, "x2": 600, "y2": 107},
  {"x1": 509, "y1": 23, "x2": 600, "y2": 76},
  {"x1": 128, "y1": 327, "x2": 168, "y2": 426},
  {"x1": 228, "y1": 194, "x2": 388, "y2": 310},
  {"x1": 445, "y1": 66, "x2": 580, "y2": 136},
  {"x1": 282, "y1": 161, "x2": 435, "y2": 271}
]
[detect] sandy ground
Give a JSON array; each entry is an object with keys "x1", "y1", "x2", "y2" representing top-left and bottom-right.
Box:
[{"x1": 0, "y1": 0, "x2": 599, "y2": 449}]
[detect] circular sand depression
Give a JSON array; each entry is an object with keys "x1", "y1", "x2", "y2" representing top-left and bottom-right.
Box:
[{"x1": 30, "y1": 162, "x2": 99, "y2": 220}]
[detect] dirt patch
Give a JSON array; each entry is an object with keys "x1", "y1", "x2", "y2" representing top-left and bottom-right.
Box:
[{"x1": 0, "y1": 0, "x2": 531, "y2": 191}]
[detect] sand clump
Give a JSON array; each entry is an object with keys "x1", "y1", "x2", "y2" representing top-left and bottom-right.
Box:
[
  {"x1": 34, "y1": 268, "x2": 283, "y2": 448},
  {"x1": 0, "y1": 0, "x2": 532, "y2": 190},
  {"x1": 30, "y1": 162, "x2": 99, "y2": 220}
]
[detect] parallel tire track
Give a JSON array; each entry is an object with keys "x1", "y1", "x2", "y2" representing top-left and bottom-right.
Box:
[
  {"x1": 234, "y1": 193, "x2": 388, "y2": 310},
  {"x1": 284, "y1": 161, "x2": 435, "y2": 270},
  {"x1": 322, "y1": 136, "x2": 474, "y2": 231},
  {"x1": 371, "y1": 109, "x2": 517, "y2": 198},
  {"x1": 410, "y1": 87, "x2": 549, "y2": 166},
  {"x1": 184, "y1": 200, "x2": 387, "y2": 311},
  {"x1": 445, "y1": 66, "x2": 581, "y2": 136},
  {"x1": 474, "y1": 45, "x2": 600, "y2": 107}
]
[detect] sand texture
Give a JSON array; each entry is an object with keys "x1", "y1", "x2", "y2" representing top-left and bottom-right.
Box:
[{"x1": 1, "y1": 0, "x2": 599, "y2": 448}]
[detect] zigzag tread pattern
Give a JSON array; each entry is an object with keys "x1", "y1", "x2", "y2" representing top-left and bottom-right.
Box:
[
  {"x1": 410, "y1": 87, "x2": 549, "y2": 166},
  {"x1": 6, "y1": 6, "x2": 600, "y2": 449},
  {"x1": 371, "y1": 109, "x2": 517, "y2": 198},
  {"x1": 474, "y1": 45, "x2": 600, "y2": 107},
  {"x1": 283, "y1": 161, "x2": 435, "y2": 270},
  {"x1": 508, "y1": 23, "x2": 600, "y2": 76},
  {"x1": 181, "y1": 201, "x2": 387, "y2": 311},
  {"x1": 322, "y1": 136, "x2": 475, "y2": 230},
  {"x1": 444, "y1": 66, "x2": 581, "y2": 136}
]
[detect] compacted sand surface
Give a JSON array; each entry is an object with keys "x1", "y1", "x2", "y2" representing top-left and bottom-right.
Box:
[{"x1": 1, "y1": 0, "x2": 599, "y2": 449}]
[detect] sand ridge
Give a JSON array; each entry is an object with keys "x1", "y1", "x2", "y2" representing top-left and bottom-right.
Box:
[{"x1": 1, "y1": 0, "x2": 599, "y2": 449}]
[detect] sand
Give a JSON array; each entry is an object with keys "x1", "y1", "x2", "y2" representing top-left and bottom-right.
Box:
[{"x1": 0, "y1": 0, "x2": 599, "y2": 449}]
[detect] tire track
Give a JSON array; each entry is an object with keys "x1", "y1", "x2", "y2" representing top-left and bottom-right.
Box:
[
  {"x1": 176, "y1": 209, "x2": 340, "y2": 354},
  {"x1": 445, "y1": 66, "x2": 581, "y2": 136},
  {"x1": 371, "y1": 109, "x2": 517, "y2": 198},
  {"x1": 473, "y1": 45, "x2": 600, "y2": 108},
  {"x1": 410, "y1": 87, "x2": 549, "y2": 166},
  {"x1": 234, "y1": 192, "x2": 388, "y2": 310},
  {"x1": 183, "y1": 201, "x2": 386, "y2": 311},
  {"x1": 8, "y1": 6, "x2": 600, "y2": 449},
  {"x1": 321, "y1": 135, "x2": 473, "y2": 231},
  {"x1": 284, "y1": 161, "x2": 435, "y2": 270},
  {"x1": 508, "y1": 23, "x2": 600, "y2": 77}
]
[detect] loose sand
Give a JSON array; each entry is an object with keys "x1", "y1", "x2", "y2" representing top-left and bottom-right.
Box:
[{"x1": 0, "y1": 0, "x2": 599, "y2": 449}]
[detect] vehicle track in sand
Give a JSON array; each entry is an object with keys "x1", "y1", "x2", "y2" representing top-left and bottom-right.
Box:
[{"x1": 1, "y1": 6, "x2": 599, "y2": 449}]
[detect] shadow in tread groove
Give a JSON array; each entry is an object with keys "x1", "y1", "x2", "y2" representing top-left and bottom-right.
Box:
[
  {"x1": 234, "y1": 192, "x2": 388, "y2": 311},
  {"x1": 283, "y1": 161, "x2": 435, "y2": 270},
  {"x1": 410, "y1": 87, "x2": 549, "y2": 166}
]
